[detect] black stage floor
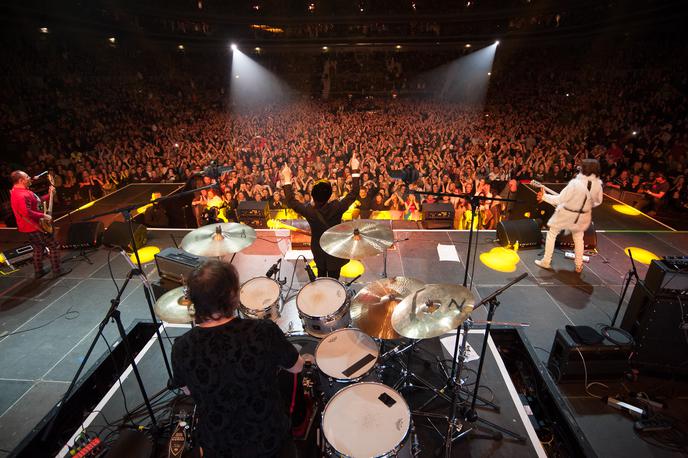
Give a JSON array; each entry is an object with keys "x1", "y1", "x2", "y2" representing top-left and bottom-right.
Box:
[{"x1": 1, "y1": 227, "x2": 687, "y2": 456}]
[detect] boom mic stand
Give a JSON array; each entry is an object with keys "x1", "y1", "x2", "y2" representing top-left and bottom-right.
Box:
[{"x1": 82, "y1": 182, "x2": 220, "y2": 382}]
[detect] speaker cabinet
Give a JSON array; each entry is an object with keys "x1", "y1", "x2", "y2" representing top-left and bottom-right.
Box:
[
  {"x1": 237, "y1": 201, "x2": 269, "y2": 228},
  {"x1": 496, "y1": 219, "x2": 542, "y2": 248},
  {"x1": 103, "y1": 221, "x2": 148, "y2": 251},
  {"x1": 63, "y1": 221, "x2": 105, "y2": 249},
  {"x1": 555, "y1": 222, "x2": 597, "y2": 250}
]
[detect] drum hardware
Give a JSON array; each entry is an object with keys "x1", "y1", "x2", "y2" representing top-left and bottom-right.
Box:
[
  {"x1": 380, "y1": 236, "x2": 409, "y2": 279},
  {"x1": 412, "y1": 275, "x2": 530, "y2": 456}
]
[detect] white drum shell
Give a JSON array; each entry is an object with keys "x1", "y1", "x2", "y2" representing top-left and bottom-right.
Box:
[
  {"x1": 297, "y1": 278, "x2": 351, "y2": 337},
  {"x1": 238, "y1": 277, "x2": 281, "y2": 320}
]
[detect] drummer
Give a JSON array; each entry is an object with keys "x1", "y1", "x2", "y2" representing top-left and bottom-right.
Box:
[
  {"x1": 280, "y1": 154, "x2": 360, "y2": 280},
  {"x1": 171, "y1": 260, "x2": 305, "y2": 457}
]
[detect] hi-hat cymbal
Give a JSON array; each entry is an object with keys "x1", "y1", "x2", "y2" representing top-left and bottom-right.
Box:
[
  {"x1": 154, "y1": 286, "x2": 195, "y2": 324},
  {"x1": 351, "y1": 277, "x2": 425, "y2": 340},
  {"x1": 181, "y1": 223, "x2": 256, "y2": 257},
  {"x1": 320, "y1": 220, "x2": 393, "y2": 260},
  {"x1": 391, "y1": 284, "x2": 475, "y2": 339}
]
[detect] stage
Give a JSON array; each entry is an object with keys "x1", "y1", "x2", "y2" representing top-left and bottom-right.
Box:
[{"x1": 1, "y1": 226, "x2": 687, "y2": 456}]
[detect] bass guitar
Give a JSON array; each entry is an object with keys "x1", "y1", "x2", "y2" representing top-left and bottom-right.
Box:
[{"x1": 39, "y1": 172, "x2": 54, "y2": 234}]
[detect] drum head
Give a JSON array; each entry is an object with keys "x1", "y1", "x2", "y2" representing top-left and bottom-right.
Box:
[
  {"x1": 296, "y1": 278, "x2": 347, "y2": 318},
  {"x1": 240, "y1": 277, "x2": 280, "y2": 311},
  {"x1": 315, "y1": 329, "x2": 378, "y2": 380},
  {"x1": 323, "y1": 383, "x2": 410, "y2": 458}
]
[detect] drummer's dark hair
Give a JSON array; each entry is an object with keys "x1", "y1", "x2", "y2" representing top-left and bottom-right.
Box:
[
  {"x1": 187, "y1": 260, "x2": 240, "y2": 323},
  {"x1": 311, "y1": 181, "x2": 332, "y2": 204}
]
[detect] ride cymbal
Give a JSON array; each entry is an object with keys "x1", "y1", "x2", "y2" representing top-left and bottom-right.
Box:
[
  {"x1": 391, "y1": 284, "x2": 475, "y2": 339},
  {"x1": 181, "y1": 223, "x2": 256, "y2": 257},
  {"x1": 320, "y1": 220, "x2": 393, "y2": 260},
  {"x1": 350, "y1": 277, "x2": 425, "y2": 340},
  {"x1": 154, "y1": 286, "x2": 195, "y2": 324}
]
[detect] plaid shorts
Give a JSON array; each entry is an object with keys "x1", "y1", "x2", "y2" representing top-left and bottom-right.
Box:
[{"x1": 27, "y1": 231, "x2": 62, "y2": 273}]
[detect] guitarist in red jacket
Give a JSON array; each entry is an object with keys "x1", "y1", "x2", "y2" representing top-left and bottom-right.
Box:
[{"x1": 9, "y1": 170, "x2": 69, "y2": 279}]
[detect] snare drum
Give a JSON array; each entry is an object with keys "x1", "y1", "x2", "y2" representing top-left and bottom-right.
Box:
[
  {"x1": 296, "y1": 278, "x2": 351, "y2": 337},
  {"x1": 322, "y1": 382, "x2": 413, "y2": 458},
  {"x1": 315, "y1": 328, "x2": 379, "y2": 399},
  {"x1": 239, "y1": 277, "x2": 281, "y2": 320}
]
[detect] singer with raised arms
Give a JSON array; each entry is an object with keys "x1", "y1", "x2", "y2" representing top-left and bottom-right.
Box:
[{"x1": 280, "y1": 154, "x2": 360, "y2": 280}]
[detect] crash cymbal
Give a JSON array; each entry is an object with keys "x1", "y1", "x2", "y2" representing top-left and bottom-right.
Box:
[
  {"x1": 391, "y1": 284, "x2": 475, "y2": 339},
  {"x1": 320, "y1": 220, "x2": 393, "y2": 260},
  {"x1": 351, "y1": 277, "x2": 425, "y2": 340},
  {"x1": 154, "y1": 286, "x2": 195, "y2": 324},
  {"x1": 181, "y1": 223, "x2": 256, "y2": 257}
]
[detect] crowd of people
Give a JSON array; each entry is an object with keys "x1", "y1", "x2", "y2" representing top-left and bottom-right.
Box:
[{"x1": 1, "y1": 30, "x2": 686, "y2": 229}]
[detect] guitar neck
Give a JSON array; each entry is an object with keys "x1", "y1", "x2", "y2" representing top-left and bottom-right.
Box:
[{"x1": 530, "y1": 180, "x2": 559, "y2": 196}]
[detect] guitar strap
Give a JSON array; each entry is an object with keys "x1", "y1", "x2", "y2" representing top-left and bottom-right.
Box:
[{"x1": 573, "y1": 181, "x2": 592, "y2": 225}]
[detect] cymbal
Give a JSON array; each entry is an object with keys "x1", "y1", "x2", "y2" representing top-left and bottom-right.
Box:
[
  {"x1": 181, "y1": 223, "x2": 256, "y2": 257},
  {"x1": 320, "y1": 220, "x2": 393, "y2": 260},
  {"x1": 154, "y1": 286, "x2": 195, "y2": 324},
  {"x1": 391, "y1": 284, "x2": 475, "y2": 339},
  {"x1": 351, "y1": 277, "x2": 425, "y2": 340}
]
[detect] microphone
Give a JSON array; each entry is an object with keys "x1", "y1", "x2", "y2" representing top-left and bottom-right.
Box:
[
  {"x1": 32, "y1": 171, "x2": 49, "y2": 180},
  {"x1": 304, "y1": 263, "x2": 317, "y2": 282},
  {"x1": 265, "y1": 258, "x2": 281, "y2": 278}
]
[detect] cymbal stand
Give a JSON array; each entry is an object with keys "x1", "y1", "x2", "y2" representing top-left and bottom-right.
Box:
[{"x1": 380, "y1": 236, "x2": 410, "y2": 278}]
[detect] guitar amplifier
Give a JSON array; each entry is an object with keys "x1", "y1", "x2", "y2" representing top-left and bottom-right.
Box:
[
  {"x1": 154, "y1": 248, "x2": 206, "y2": 284},
  {"x1": 556, "y1": 222, "x2": 597, "y2": 251},
  {"x1": 644, "y1": 257, "x2": 688, "y2": 295},
  {"x1": 421, "y1": 203, "x2": 454, "y2": 229},
  {"x1": 237, "y1": 201, "x2": 269, "y2": 228},
  {"x1": 547, "y1": 328, "x2": 633, "y2": 381}
]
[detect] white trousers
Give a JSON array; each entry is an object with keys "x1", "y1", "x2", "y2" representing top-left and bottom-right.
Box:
[{"x1": 542, "y1": 227, "x2": 585, "y2": 269}]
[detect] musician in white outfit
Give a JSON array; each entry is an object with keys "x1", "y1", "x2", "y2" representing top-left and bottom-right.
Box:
[{"x1": 535, "y1": 159, "x2": 603, "y2": 273}]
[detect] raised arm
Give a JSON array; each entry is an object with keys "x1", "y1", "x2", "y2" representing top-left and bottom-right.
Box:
[{"x1": 281, "y1": 165, "x2": 312, "y2": 217}]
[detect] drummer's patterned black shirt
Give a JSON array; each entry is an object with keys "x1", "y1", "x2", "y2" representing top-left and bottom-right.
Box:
[{"x1": 172, "y1": 318, "x2": 299, "y2": 457}]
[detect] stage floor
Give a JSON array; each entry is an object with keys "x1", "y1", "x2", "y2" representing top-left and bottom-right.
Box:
[{"x1": 1, "y1": 227, "x2": 687, "y2": 456}]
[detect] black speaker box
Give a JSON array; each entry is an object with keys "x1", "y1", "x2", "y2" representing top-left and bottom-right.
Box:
[
  {"x1": 496, "y1": 219, "x2": 542, "y2": 248},
  {"x1": 63, "y1": 221, "x2": 105, "y2": 249},
  {"x1": 555, "y1": 222, "x2": 597, "y2": 251},
  {"x1": 547, "y1": 328, "x2": 632, "y2": 381},
  {"x1": 237, "y1": 201, "x2": 269, "y2": 228},
  {"x1": 643, "y1": 257, "x2": 688, "y2": 295},
  {"x1": 103, "y1": 221, "x2": 148, "y2": 251}
]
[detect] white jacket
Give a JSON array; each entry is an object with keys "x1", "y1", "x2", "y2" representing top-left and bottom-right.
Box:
[{"x1": 543, "y1": 174, "x2": 603, "y2": 232}]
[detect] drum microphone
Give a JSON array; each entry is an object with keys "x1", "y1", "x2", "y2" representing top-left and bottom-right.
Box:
[
  {"x1": 304, "y1": 264, "x2": 317, "y2": 282},
  {"x1": 265, "y1": 259, "x2": 282, "y2": 278},
  {"x1": 345, "y1": 275, "x2": 361, "y2": 287}
]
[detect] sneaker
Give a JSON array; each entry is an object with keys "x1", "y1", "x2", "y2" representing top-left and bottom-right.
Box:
[
  {"x1": 51, "y1": 267, "x2": 73, "y2": 279},
  {"x1": 534, "y1": 259, "x2": 552, "y2": 270},
  {"x1": 34, "y1": 268, "x2": 50, "y2": 279}
]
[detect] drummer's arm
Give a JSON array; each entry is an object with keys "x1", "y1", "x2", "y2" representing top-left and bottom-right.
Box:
[
  {"x1": 283, "y1": 183, "x2": 312, "y2": 217},
  {"x1": 284, "y1": 354, "x2": 305, "y2": 374}
]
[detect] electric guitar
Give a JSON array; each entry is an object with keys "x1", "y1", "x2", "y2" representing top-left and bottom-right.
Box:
[
  {"x1": 39, "y1": 173, "x2": 54, "y2": 234},
  {"x1": 529, "y1": 180, "x2": 559, "y2": 196}
]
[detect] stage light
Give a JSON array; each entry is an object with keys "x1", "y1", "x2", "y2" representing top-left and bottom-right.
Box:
[
  {"x1": 108, "y1": 37, "x2": 116, "y2": 44},
  {"x1": 231, "y1": 43, "x2": 238, "y2": 51},
  {"x1": 341, "y1": 260, "x2": 365, "y2": 278},
  {"x1": 632, "y1": 131, "x2": 637, "y2": 136},
  {"x1": 40, "y1": 27, "x2": 49, "y2": 34},
  {"x1": 178, "y1": 44, "x2": 185, "y2": 50},
  {"x1": 612, "y1": 204, "x2": 641, "y2": 216},
  {"x1": 174, "y1": 143, "x2": 179, "y2": 147},
  {"x1": 480, "y1": 247, "x2": 520, "y2": 273},
  {"x1": 624, "y1": 247, "x2": 660, "y2": 265},
  {"x1": 255, "y1": 47, "x2": 261, "y2": 52},
  {"x1": 235, "y1": 74, "x2": 240, "y2": 78},
  {"x1": 395, "y1": 45, "x2": 402, "y2": 49},
  {"x1": 487, "y1": 72, "x2": 491, "y2": 76},
  {"x1": 465, "y1": 44, "x2": 471, "y2": 48},
  {"x1": 308, "y1": 3, "x2": 315, "y2": 12},
  {"x1": 322, "y1": 46, "x2": 329, "y2": 51},
  {"x1": 495, "y1": 40, "x2": 500, "y2": 45},
  {"x1": 566, "y1": 93, "x2": 570, "y2": 97}
]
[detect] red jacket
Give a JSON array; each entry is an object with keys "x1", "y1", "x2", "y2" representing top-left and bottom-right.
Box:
[{"x1": 10, "y1": 186, "x2": 47, "y2": 233}]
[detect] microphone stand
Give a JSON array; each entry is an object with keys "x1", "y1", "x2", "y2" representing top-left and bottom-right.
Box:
[{"x1": 80, "y1": 182, "x2": 218, "y2": 383}]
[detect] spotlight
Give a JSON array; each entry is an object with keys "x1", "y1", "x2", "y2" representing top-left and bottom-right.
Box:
[
  {"x1": 395, "y1": 45, "x2": 402, "y2": 49},
  {"x1": 178, "y1": 44, "x2": 185, "y2": 50},
  {"x1": 255, "y1": 47, "x2": 261, "y2": 52},
  {"x1": 39, "y1": 27, "x2": 49, "y2": 34},
  {"x1": 465, "y1": 44, "x2": 471, "y2": 48},
  {"x1": 235, "y1": 74, "x2": 240, "y2": 79},
  {"x1": 108, "y1": 37, "x2": 116, "y2": 44},
  {"x1": 487, "y1": 72, "x2": 491, "y2": 76},
  {"x1": 632, "y1": 131, "x2": 637, "y2": 136},
  {"x1": 231, "y1": 43, "x2": 238, "y2": 51},
  {"x1": 308, "y1": 3, "x2": 315, "y2": 12},
  {"x1": 322, "y1": 46, "x2": 329, "y2": 51},
  {"x1": 495, "y1": 40, "x2": 500, "y2": 45},
  {"x1": 565, "y1": 93, "x2": 570, "y2": 97}
]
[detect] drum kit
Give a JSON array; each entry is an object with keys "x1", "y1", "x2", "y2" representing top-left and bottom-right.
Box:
[{"x1": 153, "y1": 220, "x2": 526, "y2": 457}]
